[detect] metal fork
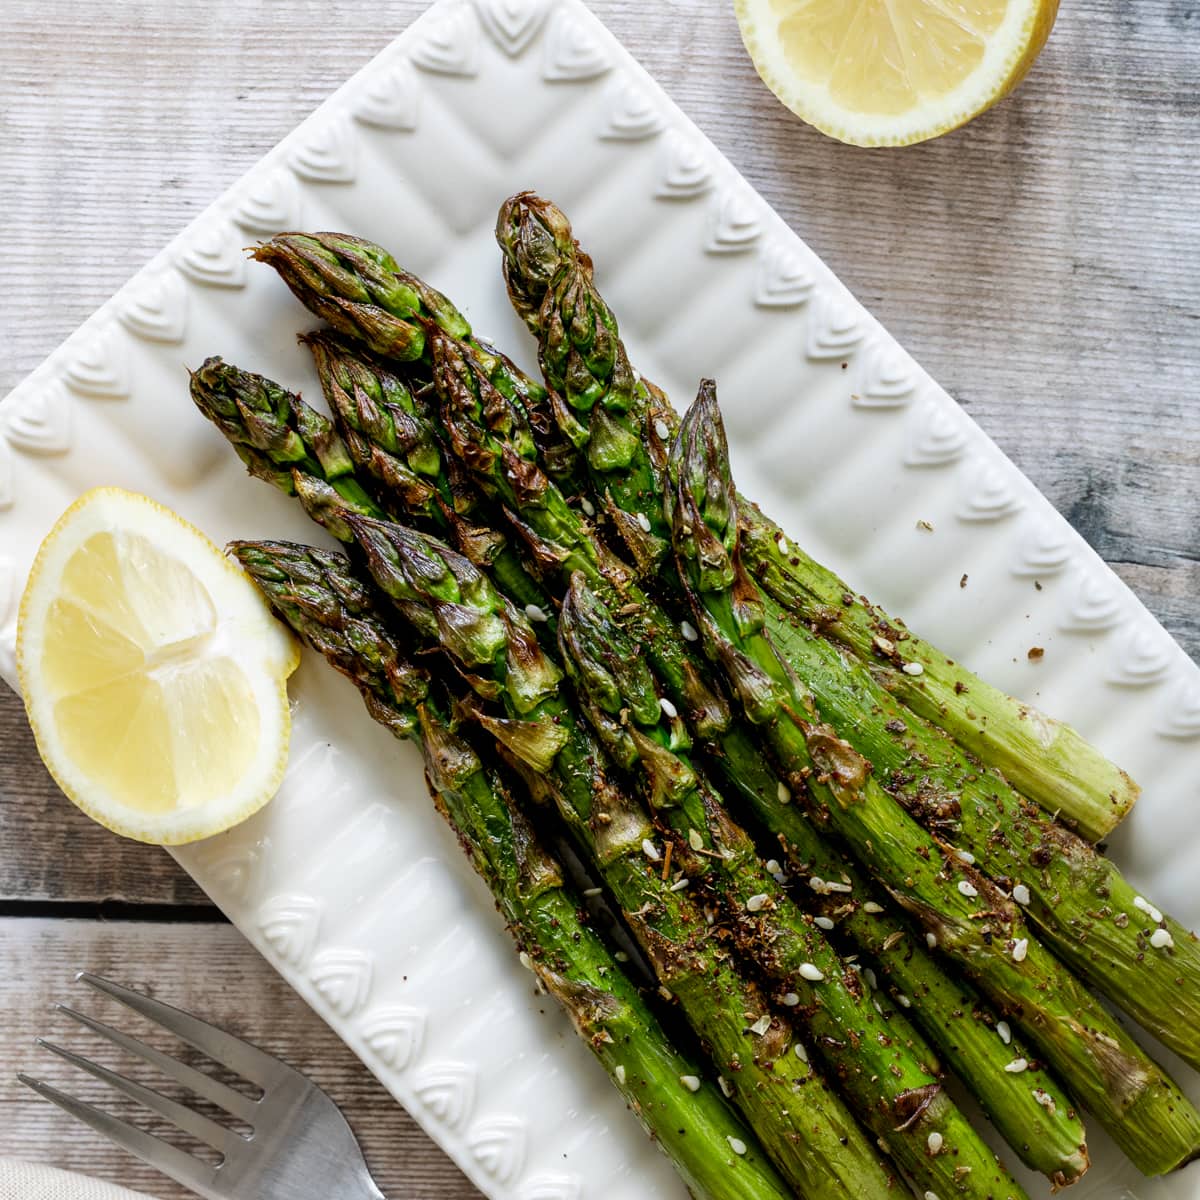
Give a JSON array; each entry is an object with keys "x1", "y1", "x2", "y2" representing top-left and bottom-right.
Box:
[{"x1": 19, "y1": 973, "x2": 386, "y2": 1200}]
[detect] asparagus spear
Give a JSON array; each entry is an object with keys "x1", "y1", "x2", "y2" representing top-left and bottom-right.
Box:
[
  {"x1": 559, "y1": 571, "x2": 1030, "y2": 1200},
  {"x1": 665, "y1": 380, "x2": 1200, "y2": 1177},
  {"x1": 252, "y1": 233, "x2": 584, "y2": 491},
  {"x1": 337, "y1": 513, "x2": 897, "y2": 1198},
  {"x1": 230, "y1": 541, "x2": 793, "y2": 1200},
  {"x1": 189, "y1": 354, "x2": 555, "y2": 626},
  {"x1": 494, "y1": 191, "x2": 1138, "y2": 843},
  {"x1": 197, "y1": 350, "x2": 1086, "y2": 1187}
]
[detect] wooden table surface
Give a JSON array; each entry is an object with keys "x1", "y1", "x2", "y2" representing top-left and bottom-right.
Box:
[{"x1": 2, "y1": 2, "x2": 1196, "y2": 1196}]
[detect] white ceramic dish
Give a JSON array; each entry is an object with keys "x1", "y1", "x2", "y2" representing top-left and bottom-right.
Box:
[{"x1": 1, "y1": 1, "x2": 1196, "y2": 1196}]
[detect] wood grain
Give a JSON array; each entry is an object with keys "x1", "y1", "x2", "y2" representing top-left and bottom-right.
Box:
[
  {"x1": 0, "y1": 919, "x2": 479, "y2": 1197},
  {"x1": 1, "y1": 0, "x2": 1196, "y2": 1194},
  {"x1": 0, "y1": 692, "x2": 211, "y2": 908}
]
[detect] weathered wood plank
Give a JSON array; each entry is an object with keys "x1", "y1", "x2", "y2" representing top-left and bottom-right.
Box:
[
  {"x1": 0, "y1": 686, "x2": 211, "y2": 907},
  {"x1": 0, "y1": 918, "x2": 479, "y2": 1198}
]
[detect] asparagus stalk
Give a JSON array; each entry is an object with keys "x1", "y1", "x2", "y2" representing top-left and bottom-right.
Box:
[
  {"x1": 197, "y1": 350, "x2": 1086, "y2": 1187},
  {"x1": 252, "y1": 233, "x2": 584, "y2": 491},
  {"x1": 230, "y1": 541, "x2": 792, "y2": 1200},
  {"x1": 337, "y1": 513, "x2": 897, "y2": 1198},
  {"x1": 494, "y1": 191, "x2": 1138, "y2": 843},
  {"x1": 189, "y1": 354, "x2": 555, "y2": 626},
  {"x1": 665, "y1": 381, "x2": 1200, "y2": 1177},
  {"x1": 558, "y1": 571, "x2": 1030, "y2": 1200}
]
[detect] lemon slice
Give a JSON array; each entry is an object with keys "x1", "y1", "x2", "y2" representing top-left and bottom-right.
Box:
[
  {"x1": 736, "y1": 0, "x2": 1060, "y2": 146},
  {"x1": 17, "y1": 488, "x2": 300, "y2": 845}
]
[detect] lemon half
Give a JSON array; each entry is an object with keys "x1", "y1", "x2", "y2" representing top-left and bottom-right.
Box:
[
  {"x1": 17, "y1": 488, "x2": 299, "y2": 845},
  {"x1": 736, "y1": 0, "x2": 1060, "y2": 147}
]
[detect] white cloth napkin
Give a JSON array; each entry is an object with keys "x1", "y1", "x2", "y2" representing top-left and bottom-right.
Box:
[{"x1": 0, "y1": 1160, "x2": 160, "y2": 1200}]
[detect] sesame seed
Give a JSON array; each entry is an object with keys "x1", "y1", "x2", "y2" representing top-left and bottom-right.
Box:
[
  {"x1": 718, "y1": 1076, "x2": 734, "y2": 1098},
  {"x1": 955, "y1": 849, "x2": 975, "y2": 865},
  {"x1": 1005, "y1": 1058, "x2": 1029, "y2": 1074},
  {"x1": 926, "y1": 933, "x2": 938, "y2": 949},
  {"x1": 727, "y1": 1137, "x2": 748, "y2": 1156},
  {"x1": 1150, "y1": 928, "x2": 1175, "y2": 949},
  {"x1": 636, "y1": 511, "x2": 652, "y2": 532},
  {"x1": 614, "y1": 951, "x2": 629, "y2": 962},
  {"x1": 815, "y1": 916, "x2": 835, "y2": 931},
  {"x1": 794, "y1": 1043, "x2": 809, "y2": 1062},
  {"x1": 864, "y1": 968, "x2": 878, "y2": 989},
  {"x1": 659, "y1": 696, "x2": 678, "y2": 719},
  {"x1": 688, "y1": 828, "x2": 704, "y2": 851},
  {"x1": 680, "y1": 1074, "x2": 701, "y2": 1092},
  {"x1": 1012, "y1": 938, "x2": 1028, "y2": 963},
  {"x1": 782, "y1": 992, "x2": 801, "y2": 1007},
  {"x1": 958, "y1": 880, "x2": 979, "y2": 898},
  {"x1": 670, "y1": 877, "x2": 690, "y2": 892},
  {"x1": 1134, "y1": 896, "x2": 1164, "y2": 923},
  {"x1": 580, "y1": 497, "x2": 596, "y2": 517},
  {"x1": 863, "y1": 901, "x2": 884, "y2": 914},
  {"x1": 927, "y1": 1131, "x2": 943, "y2": 1154},
  {"x1": 765, "y1": 859, "x2": 781, "y2": 875},
  {"x1": 777, "y1": 782, "x2": 792, "y2": 804},
  {"x1": 1012, "y1": 883, "x2": 1031, "y2": 905},
  {"x1": 924, "y1": 1192, "x2": 940, "y2": 1200},
  {"x1": 654, "y1": 419, "x2": 671, "y2": 441},
  {"x1": 659, "y1": 986, "x2": 673, "y2": 1002},
  {"x1": 519, "y1": 951, "x2": 534, "y2": 971},
  {"x1": 524, "y1": 603, "x2": 549, "y2": 623},
  {"x1": 996, "y1": 1021, "x2": 1012, "y2": 1045},
  {"x1": 903, "y1": 662, "x2": 925, "y2": 676},
  {"x1": 583, "y1": 887, "x2": 603, "y2": 897},
  {"x1": 896, "y1": 994, "x2": 912, "y2": 1008},
  {"x1": 749, "y1": 1014, "x2": 773, "y2": 1036},
  {"x1": 772, "y1": 871, "x2": 788, "y2": 885},
  {"x1": 746, "y1": 893, "x2": 770, "y2": 912},
  {"x1": 809, "y1": 876, "x2": 827, "y2": 894},
  {"x1": 777, "y1": 535, "x2": 789, "y2": 555},
  {"x1": 642, "y1": 839, "x2": 661, "y2": 862},
  {"x1": 615, "y1": 1065, "x2": 626, "y2": 1084},
  {"x1": 873, "y1": 999, "x2": 884, "y2": 1015},
  {"x1": 826, "y1": 881, "x2": 853, "y2": 894},
  {"x1": 681, "y1": 619, "x2": 699, "y2": 642},
  {"x1": 798, "y1": 963, "x2": 825, "y2": 982}
]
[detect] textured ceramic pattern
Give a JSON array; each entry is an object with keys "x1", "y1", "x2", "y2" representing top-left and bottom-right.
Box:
[{"x1": 1, "y1": 1, "x2": 1197, "y2": 1196}]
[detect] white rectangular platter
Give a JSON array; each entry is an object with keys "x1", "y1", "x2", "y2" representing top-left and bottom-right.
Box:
[{"x1": 1, "y1": 1, "x2": 1197, "y2": 1196}]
